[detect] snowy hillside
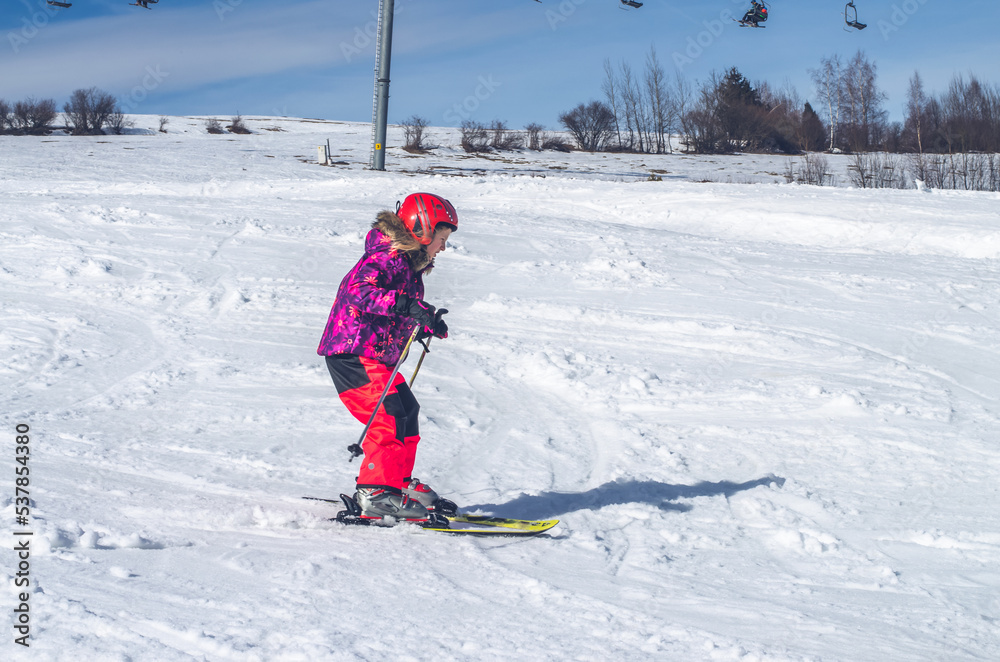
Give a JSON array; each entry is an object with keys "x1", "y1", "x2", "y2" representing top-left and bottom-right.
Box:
[{"x1": 2, "y1": 116, "x2": 999, "y2": 661}]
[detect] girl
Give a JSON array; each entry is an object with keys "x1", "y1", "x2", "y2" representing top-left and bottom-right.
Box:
[{"x1": 318, "y1": 193, "x2": 457, "y2": 521}]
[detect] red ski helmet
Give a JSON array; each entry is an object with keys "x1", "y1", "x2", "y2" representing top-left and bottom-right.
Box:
[{"x1": 396, "y1": 193, "x2": 458, "y2": 246}]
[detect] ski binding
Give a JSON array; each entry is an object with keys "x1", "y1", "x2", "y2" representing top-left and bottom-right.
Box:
[{"x1": 303, "y1": 495, "x2": 559, "y2": 537}]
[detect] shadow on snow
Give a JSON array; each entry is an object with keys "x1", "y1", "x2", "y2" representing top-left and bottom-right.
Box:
[{"x1": 465, "y1": 475, "x2": 785, "y2": 520}]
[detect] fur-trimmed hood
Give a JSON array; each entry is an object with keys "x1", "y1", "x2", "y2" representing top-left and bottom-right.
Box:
[{"x1": 372, "y1": 210, "x2": 432, "y2": 273}]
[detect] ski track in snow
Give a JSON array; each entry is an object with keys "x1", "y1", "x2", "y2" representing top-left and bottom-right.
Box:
[{"x1": 2, "y1": 117, "x2": 1000, "y2": 661}]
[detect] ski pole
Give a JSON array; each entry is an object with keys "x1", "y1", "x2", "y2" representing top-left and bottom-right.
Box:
[
  {"x1": 409, "y1": 336, "x2": 431, "y2": 388},
  {"x1": 409, "y1": 308, "x2": 446, "y2": 387},
  {"x1": 347, "y1": 325, "x2": 421, "y2": 462}
]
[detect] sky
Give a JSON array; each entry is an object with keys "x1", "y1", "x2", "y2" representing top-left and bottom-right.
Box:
[{"x1": 1, "y1": 0, "x2": 998, "y2": 130}]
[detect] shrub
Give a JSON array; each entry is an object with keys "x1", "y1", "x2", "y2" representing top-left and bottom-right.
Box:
[
  {"x1": 523, "y1": 122, "x2": 571, "y2": 152},
  {"x1": 489, "y1": 120, "x2": 522, "y2": 150},
  {"x1": 459, "y1": 120, "x2": 490, "y2": 152},
  {"x1": 11, "y1": 97, "x2": 57, "y2": 134},
  {"x1": 524, "y1": 123, "x2": 544, "y2": 150},
  {"x1": 64, "y1": 88, "x2": 117, "y2": 135},
  {"x1": 227, "y1": 114, "x2": 251, "y2": 134},
  {"x1": 205, "y1": 118, "x2": 225, "y2": 134},
  {"x1": 106, "y1": 108, "x2": 134, "y2": 135},
  {"x1": 848, "y1": 152, "x2": 907, "y2": 189},
  {"x1": 784, "y1": 153, "x2": 833, "y2": 186},
  {"x1": 158, "y1": 116, "x2": 169, "y2": 133},
  {"x1": 915, "y1": 153, "x2": 1000, "y2": 192},
  {"x1": 541, "y1": 135, "x2": 572, "y2": 152},
  {"x1": 402, "y1": 115, "x2": 428, "y2": 152}
]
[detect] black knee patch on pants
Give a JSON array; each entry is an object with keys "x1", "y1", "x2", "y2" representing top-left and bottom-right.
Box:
[
  {"x1": 383, "y1": 382, "x2": 420, "y2": 441},
  {"x1": 325, "y1": 354, "x2": 370, "y2": 394}
]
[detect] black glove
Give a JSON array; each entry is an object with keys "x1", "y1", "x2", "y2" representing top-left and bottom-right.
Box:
[
  {"x1": 396, "y1": 295, "x2": 448, "y2": 340},
  {"x1": 418, "y1": 308, "x2": 449, "y2": 341},
  {"x1": 395, "y1": 294, "x2": 436, "y2": 327}
]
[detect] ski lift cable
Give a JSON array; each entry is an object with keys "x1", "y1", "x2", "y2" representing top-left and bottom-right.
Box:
[{"x1": 46, "y1": 1, "x2": 161, "y2": 7}]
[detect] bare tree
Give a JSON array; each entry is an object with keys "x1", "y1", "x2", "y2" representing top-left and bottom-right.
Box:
[
  {"x1": 840, "y1": 51, "x2": 888, "y2": 151},
  {"x1": 12, "y1": 97, "x2": 57, "y2": 134},
  {"x1": 809, "y1": 54, "x2": 843, "y2": 151},
  {"x1": 903, "y1": 71, "x2": 929, "y2": 179},
  {"x1": 938, "y1": 74, "x2": 1000, "y2": 153},
  {"x1": 644, "y1": 46, "x2": 671, "y2": 154},
  {"x1": 62, "y1": 89, "x2": 92, "y2": 134},
  {"x1": 672, "y1": 72, "x2": 693, "y2": 152},
  {"x1": 659, "y1": 70, "x2": 682, "y2": 154},
  {"x1": 64, "y1": 88, "x2": 117, "y2": 135},
  {"x1": 602, "y1": 58, "x2": 624, "y2": 150},
  {"x1": 558, "y1": 101, "x2": 615, "y2": 152},
  {"x1": 401, "y1": 115, "x2": 429, "y2": 152},
  {"x1": 683, "y1": 71, "x2": 726, "y2": 154},
  {"x1": 600, "y1": 48, "x2": 692, "y2": 154},
  {"x1": 158, "y1": 116, "x2": 169, "y2": 133},
  {"x1": 905, "y1": 71, "x2": 927, "y2": 154},
  {"x1": 618, "y1": 61, "x2": 642, "y2": 150}
]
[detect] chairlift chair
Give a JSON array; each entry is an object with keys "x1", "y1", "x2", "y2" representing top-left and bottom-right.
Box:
[
  {"x1": 845, "y1": 2, "x2": 867, "y2": 30},
  {"x1": 46, "y1": 1, "x2": 72, "y2": 7},
  {"x1": 737, "y1": 1, "x2": 769, "y2": 28},
  {"x1": 620, "y1": 0, "x2": 643, "y2": 9}
]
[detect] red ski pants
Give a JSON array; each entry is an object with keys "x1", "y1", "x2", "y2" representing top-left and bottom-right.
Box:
[{"x1": 325, "y1": 354, "x2": 420, "y2": 491}]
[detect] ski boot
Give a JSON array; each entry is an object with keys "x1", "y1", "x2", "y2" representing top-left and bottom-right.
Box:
[
  {"x1": 402, "y1": 477, "x2": 458, "y2": 516},
  {"x1": 336, "y1": 488, "x2": 449, "y2": 528}
]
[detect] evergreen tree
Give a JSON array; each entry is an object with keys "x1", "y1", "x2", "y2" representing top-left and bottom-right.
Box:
[
  {"x1": 800, "y1": 102, "x2": 827, "y2": 151},
  {"x1": 717, "y1": 67, "x2": 762, "y2": 150}
]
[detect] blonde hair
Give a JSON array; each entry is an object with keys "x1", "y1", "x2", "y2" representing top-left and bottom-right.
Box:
[{"x1": 373, "y1": 210, "x2": 426, "y2": 258}]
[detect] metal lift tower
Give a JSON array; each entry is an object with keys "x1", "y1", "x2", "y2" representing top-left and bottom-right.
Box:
[{"x1": 369, "y1": 0, "x2": 394, "y2": 171}]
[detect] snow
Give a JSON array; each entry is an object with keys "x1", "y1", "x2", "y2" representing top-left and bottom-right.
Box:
[{"x1": 2, "y1": 115, "x2": 1000, "y2": 661}]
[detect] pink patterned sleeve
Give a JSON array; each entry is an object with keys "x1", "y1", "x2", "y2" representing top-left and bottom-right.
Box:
[{"x1": 341, "y1": 253, "x2": 401, "y2": 318}]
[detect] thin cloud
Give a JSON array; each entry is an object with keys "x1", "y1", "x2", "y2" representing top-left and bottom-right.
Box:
[{"x1": 2, "y1": 1, "x2": 545, "y2": 103}]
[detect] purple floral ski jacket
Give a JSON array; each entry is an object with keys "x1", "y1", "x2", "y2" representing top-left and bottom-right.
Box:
[{"x1": 317, "y1": 222, "x2": 426, "y2": 365}]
